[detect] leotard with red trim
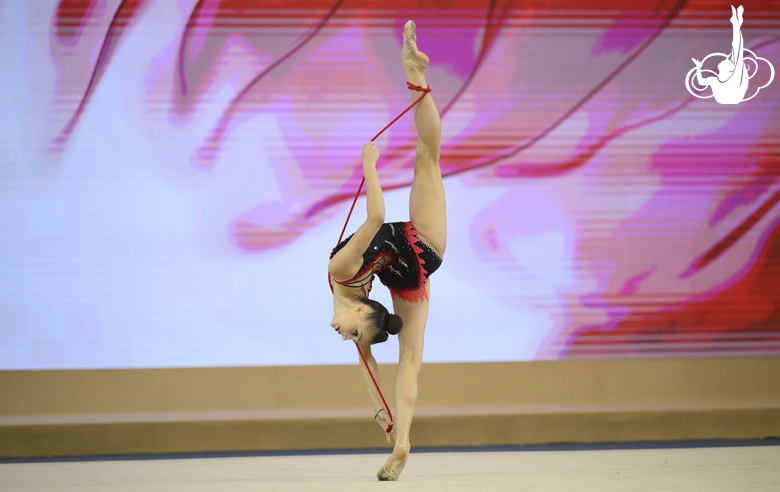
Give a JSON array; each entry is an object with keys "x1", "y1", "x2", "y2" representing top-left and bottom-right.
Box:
[{"x1": 329, "y1": 221, "x2": 441, "y2": 303}]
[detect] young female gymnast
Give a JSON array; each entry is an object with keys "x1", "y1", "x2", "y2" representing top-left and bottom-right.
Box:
[{"x1": 327, "y1": 20, "x2": 445, "y2": 481}]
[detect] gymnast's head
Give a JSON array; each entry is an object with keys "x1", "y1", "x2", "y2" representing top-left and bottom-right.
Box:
[
  {"x1": 330, "y1": 297, "x2": 403, "y2": 344},
  {"x1": 717, "y1": 58, "x2": 735, "y2": 80}
]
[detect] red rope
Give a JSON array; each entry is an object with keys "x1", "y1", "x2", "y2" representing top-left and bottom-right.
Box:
[
  {"x1": 336, "y1": 82, "x2": 432, "y2": 433},
  {"x1": 336, "y1": 82, "x2": 431, "y2": 244},
  {"x1": 354, "y1": 342, "x2": 394, "y2": 433}
]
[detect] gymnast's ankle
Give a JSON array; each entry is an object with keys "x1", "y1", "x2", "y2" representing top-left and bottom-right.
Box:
[{"x1": 394, "y1": 441, "x2": 410, "y2": 458}]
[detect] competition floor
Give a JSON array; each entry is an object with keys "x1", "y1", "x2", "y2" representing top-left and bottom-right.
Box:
[{"x1": 1, "y1": 442, "x2": 779, "y2": 491}]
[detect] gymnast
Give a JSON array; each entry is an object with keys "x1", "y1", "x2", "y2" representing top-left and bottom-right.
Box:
[
  {"x1": 327, "y1": 20, "x2": 445, "y2": 481},
  {"x1": 692, "y1": 5, "x2": 748, "y2": 104}
]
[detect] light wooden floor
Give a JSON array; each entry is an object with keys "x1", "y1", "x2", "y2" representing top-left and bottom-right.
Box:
[{"x1": 1, "y1": 445, "x2": 778, "y2": 491}]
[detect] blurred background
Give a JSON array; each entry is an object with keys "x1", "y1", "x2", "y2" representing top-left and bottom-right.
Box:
[
  {"x1": 1, "y1": 0, "x2": 779, "y2": 457},
  {"x1": 2, "y1": 0, "x2": 779, "y2": 370}
]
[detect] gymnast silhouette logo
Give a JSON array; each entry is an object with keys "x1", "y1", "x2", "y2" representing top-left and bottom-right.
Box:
[{"x1": 685, "y1": 5, "x2": 775, "y2": 104}]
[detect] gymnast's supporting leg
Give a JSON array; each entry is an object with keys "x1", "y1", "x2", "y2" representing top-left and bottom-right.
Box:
[{"x1": 379, "y1": 286, "x2": 430, "y2": 480}]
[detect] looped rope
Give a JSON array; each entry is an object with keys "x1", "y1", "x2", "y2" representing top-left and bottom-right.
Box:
[
  {"x1": 336, "y1": 82, "x2": 432, "y2": 433},
  {"x1": 406, "y1": 82, "x2": 431, "y2": 93}
]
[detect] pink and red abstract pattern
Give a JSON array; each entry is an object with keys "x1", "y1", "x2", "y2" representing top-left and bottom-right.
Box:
[{"x1": 4, "y1": 0, "x2": 779, "y2": 366}]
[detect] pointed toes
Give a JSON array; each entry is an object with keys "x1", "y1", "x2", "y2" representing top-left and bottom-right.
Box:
[{"x1": 403, "y1": 20, "x2": 416, "y2": 41}]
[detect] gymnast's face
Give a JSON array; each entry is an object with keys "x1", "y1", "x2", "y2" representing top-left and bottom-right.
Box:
[{"x1": 330, "y1": 306, "x2": 369, "y2": 343}]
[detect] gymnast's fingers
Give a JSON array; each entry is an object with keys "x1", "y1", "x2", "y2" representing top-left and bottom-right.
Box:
[{"x1": 386, "y1": 424, "x2": 395, "y2": 443}]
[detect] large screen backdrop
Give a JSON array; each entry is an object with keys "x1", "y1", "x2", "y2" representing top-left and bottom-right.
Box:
[{"x1": 1, "y1": 0, "x2": 778, "y2": 369}]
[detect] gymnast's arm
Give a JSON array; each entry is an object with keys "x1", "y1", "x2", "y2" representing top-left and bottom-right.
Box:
[
  {"x1": 692, "y1": 59, "x2": 711, "y2": 87},
  {"x1": 327, "y1": 142, "x2": 385, "y2": 280},
  {"x1": 357, "y1": 342, "x2": 394, "y2": 441}
]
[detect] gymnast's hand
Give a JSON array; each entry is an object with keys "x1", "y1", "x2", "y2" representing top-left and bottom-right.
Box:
[
  {"x1": 374, "y1": 409, "x2": 396, "y2": 444},
  {"x1": 362, "y1": 142, "x2": 380, "y2": 166}
]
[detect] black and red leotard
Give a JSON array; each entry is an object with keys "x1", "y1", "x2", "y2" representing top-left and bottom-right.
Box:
[{"x1": 329, "y1": 221, "x2": 442, "y2": 303}]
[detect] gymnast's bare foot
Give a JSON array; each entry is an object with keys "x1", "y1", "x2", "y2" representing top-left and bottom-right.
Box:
[
  {"x1": 377, "y1": 442, "x2": 409, "y2": 481},
  {"x1": 403, "y1": 20, "x2": 429, "y2": 87}
]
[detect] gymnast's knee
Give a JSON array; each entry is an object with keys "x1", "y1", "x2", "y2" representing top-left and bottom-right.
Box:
[
  {"x1": 398, "y1": 351, "x2": 423, "y2": 372},
  {"x1": 415, "y1": 145, "x2": 440, "y2": 164}
]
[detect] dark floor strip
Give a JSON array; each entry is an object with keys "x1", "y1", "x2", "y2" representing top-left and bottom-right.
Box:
[{"x1": 2, "y1": 438, "x2": 778, "y2": 464}]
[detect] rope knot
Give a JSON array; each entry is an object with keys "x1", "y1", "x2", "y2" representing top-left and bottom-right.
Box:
[{"x1": 406, "y1": 82, "x2": 432, "y2": 93}]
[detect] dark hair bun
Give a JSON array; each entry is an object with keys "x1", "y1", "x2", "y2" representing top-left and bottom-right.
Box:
[{"x1": 386, "y1": 314, "x2": 403, "y2": 335}]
